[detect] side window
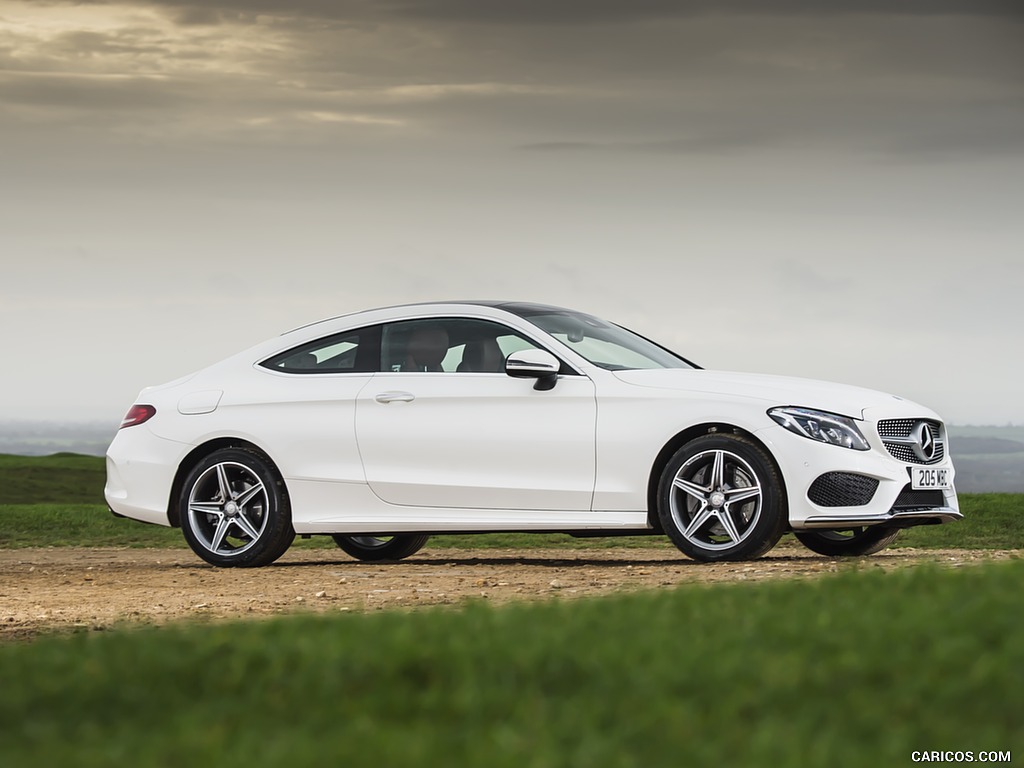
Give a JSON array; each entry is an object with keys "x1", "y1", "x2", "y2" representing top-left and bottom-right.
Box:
[
  {"x1": 260, "y1": 325, "x2": 381, "y2": 374},
  {"x1": 380, "y1": 318, "x2": 543, "y2": 373}
]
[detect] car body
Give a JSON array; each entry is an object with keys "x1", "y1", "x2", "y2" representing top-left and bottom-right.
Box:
[{"x1": 105, "y1": 301, "x2": 960, "y2": 566}]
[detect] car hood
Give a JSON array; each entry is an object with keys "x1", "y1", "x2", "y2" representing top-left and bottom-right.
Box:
[{"x1": 612, "y1": 368, "x2": 917, "y2": 420}]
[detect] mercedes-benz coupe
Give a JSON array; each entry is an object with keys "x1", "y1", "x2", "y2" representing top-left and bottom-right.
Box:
[{"x1": 105, "y1": 301, "x2": 960, "y2": 567}]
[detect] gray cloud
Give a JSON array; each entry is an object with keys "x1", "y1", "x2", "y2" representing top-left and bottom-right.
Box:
[
  {"x1": 72, "y1": 0, "x2": 1024, "y2": 25},
  {"x1": 388, "y1": 0, "x2": 1024, "y2": 24},
  {"x1": 5, "y1": 2, "x2": 1019, "y2": 156},
  {"x1": 0, "y1": 72, "x2": 193, "y2": 110},
  {"x1": 517, "y1": 96, "x2": 1024, "y2": 159}
]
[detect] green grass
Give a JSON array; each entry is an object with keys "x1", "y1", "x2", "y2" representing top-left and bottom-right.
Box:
[
  {"x1": 1, "y1": 561, "x2": 1021, "y2": 767},
  {"x1": 0, "y1": 505, "x2": 184, "y2": 548},
  {"x1": 898, "y1": 493, "x2": 1024, "y2": 549},
  {"x1": 0, "y1": 453, "x2": 106, "y2": 505}
]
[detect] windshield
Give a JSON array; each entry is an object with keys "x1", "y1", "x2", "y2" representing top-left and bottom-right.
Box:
[{"x1": 509, "y1": 306, "x2": 697, "y2": 371}]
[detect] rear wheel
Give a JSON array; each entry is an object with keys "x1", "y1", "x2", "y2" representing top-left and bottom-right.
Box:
[
  {"x1": 795, "y1": 527, "x2": 900, "y2": 557},
  {"x1": 657, "y1": 433, "x2": 786, "y2": 562},
  {"x1": 331, "y1": 534, "x2": 430, "y2": 562},
  {"x1": 179, "y1": 448, "x2": 294, "y2": 567}
]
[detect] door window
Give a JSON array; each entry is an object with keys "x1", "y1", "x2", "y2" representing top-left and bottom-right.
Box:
[{"x1": 380, "y1": 318, "x2": 545, "y2": 373}]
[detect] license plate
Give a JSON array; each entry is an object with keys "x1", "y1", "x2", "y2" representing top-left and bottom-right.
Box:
[{"x1": 911, "y1": 466, "x2": 952, "y2": 490}]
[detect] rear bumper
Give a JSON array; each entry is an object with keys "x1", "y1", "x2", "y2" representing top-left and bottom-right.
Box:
[{"x1": 104, "y1": 426, "x2": 189, "y2": 527}]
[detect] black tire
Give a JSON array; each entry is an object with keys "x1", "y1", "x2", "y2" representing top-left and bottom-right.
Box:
[
  {"x1": 795, "y1": 527, "x2": 900, "y2": 557},
  {"x1": 179, "y1": 447, "x2": 295, "y2": 567},
  {"x1": 331, "y1": 534, "x2": 430, "y2": 562},
  {"x1": 657, "y1": 433, "x2": 787, "y2": 562}
]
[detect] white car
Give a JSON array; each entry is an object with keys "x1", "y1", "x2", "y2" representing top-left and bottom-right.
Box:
[{"x1": 105, "y1": 301, "x2": 960, "y2": 567}]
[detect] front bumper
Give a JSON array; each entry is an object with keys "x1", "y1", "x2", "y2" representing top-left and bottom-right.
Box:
[
  {"x1": 800, "y1": 506, "x2": 963, "y2": 529},
  {"x1": 756, "y1": 418, "x2": 960, "y2": 531}
]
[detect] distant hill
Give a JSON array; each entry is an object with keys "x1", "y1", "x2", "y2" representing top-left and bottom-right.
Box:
[
  {"x1": 0, "y1": 421, "x2": 113, "y2": 457},
  {"x1": 949, "y1": 424, "x2": 1024, "y2": 442},
  {"x1": 947, "y1": 426, "x2": 1024, "y2": 493},
  {"x1": 950, "y1": 457, "x2": 1024, "y2": 493},
  {"x1": 951, "y1": 436, "x2": 1024, "y2": 455}
]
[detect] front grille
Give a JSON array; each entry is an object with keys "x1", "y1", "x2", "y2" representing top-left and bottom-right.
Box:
[
  {"x1": 808, "y1": 472, "x2": 879, "y2": 507},
  {"x1": 892, "y1": 484, "x2": 946, "y2": 510},
  {"x1": 877, "y1": 418, "x2": 945, "y2": 465}
]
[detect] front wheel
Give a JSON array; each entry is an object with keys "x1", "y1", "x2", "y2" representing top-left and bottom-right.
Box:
[
  {"x1": 179, "y1": 448, "x2": 295, "y2": 567},
  {"x1": 657, "y1": 434, "x2": 787, "y2": 562},
  {"x1": 331, "y1": 534, "x2": 430, "y2": 562},
  {"x1": 795, "y1": 527, "x2": 900, "y2": 557}
]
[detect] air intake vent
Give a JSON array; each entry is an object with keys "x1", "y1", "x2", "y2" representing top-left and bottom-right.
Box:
[
  {"x1": 808, "y1": 472, "x2": 880, "y2": 507},
  {"x1": 892, "y1": 485, "x2": 946, "y2": 511}
]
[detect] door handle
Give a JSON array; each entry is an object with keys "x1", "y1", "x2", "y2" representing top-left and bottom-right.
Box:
[{"x1": 374, "y1": 391, "x2": 415, "y2": 404}]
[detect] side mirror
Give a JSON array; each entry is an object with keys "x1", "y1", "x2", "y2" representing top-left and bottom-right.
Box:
[{"x1": 505, "y1": 349, "x2": 561, "y2": 390}]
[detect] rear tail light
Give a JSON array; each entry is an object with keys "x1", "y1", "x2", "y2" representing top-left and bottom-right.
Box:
[{"x1": 120, "y1": 404, "x2": 156, "y2": 429}]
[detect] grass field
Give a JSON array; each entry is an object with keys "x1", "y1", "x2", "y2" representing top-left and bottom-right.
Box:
[
  {"x1": 1, "y1": 560, "x2": 1021, "y2": 767},
  {"x1": 0, "y1": 453, "x2": 107, "y2": 505},
  {"x1": 896, "y1": 493, "x2": 1024, "y2": 549}
]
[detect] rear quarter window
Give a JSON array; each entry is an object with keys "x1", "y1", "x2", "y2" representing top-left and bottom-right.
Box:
[{"x1": 260, "y1": 326, "x2": 380, "y2": 374}]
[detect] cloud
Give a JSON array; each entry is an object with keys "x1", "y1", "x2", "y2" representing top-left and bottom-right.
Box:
[
  {"x1": 0, "y1": 71, "x2": 186, "y2": 111},
  {"x1": 0, "y1": 0, "x2": 1021, "y2": 161},
  {"x1": 73, "y1": 0, "x2": 1024, "y2": 25},
  {"x1": 299, "y1": 110, "x2": 405, "y2": 126},
  {"x1": 387, "y1": 0, "x2": 1024, "y2": 24}
]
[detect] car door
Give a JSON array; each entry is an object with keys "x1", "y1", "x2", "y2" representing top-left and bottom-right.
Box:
[
  {"x1": 355, "y1": 317, "x2": 597, "y2": 511},
  {"x1": 250, "y1": 325, "x2": 381, "y2": 485}
]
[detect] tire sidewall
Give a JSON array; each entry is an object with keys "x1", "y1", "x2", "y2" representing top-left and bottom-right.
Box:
[
  {"x1": 657, "y1": 434, "x2": 786, "y2": 562},
  {"x1": 794, "y1": 527, "x2": 900, "y2": 557},
  {"x1": 179, "y1": 448, "x2": 294, "y2": 568},
  {"x1": 332, "y1": 534, "x2": 430, "y2": 562}
]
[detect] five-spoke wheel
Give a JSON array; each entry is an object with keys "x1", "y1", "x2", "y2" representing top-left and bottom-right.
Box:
[
  {"x1": 658, "y1": 434, "x2": 786, "y2": 562},
  {"x1": 179, "y1": 448, "x2": 294, "y2": 567},
  {"x1": 331, "y1": 534, "x2": 430, "y2": 562}
]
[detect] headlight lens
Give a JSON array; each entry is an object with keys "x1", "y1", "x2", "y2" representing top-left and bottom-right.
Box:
[{"x1": 768, "y1": 407, "x2": 870, "y2": 451}]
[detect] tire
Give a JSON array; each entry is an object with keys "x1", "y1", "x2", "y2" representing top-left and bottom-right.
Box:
[
  {"x1": 331, "y1": 534, "x2": 430, "y2": 562},
  {"x1": 657, "y1": 433, "x2": 786, "y2": 562},
  {"x1": 795, "y1": 527, "x2": 900, "y2": 557},
  {"x1": 179, "y1": 447, "x2": 295, "y2": 567}
]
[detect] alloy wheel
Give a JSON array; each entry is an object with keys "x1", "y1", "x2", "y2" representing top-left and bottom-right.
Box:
[
  {"x1": 186, "y1": 461, "x2": 269, "y2": 557},
  {"x1": 668, "y1": 449, "x2": 763, "y2": 551}
]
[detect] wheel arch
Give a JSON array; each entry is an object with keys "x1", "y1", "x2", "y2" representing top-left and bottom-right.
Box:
[
  {"x1": 166, "y1": 437, "x2": 286, "y2": 527},
  {"x1": 645, "y1": 423, "x2": 788, "y2": 531}
]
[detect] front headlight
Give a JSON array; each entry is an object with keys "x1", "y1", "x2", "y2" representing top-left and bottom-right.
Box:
[{"x1": 768, "y1": 407, "x2": 870, "y2": 451}]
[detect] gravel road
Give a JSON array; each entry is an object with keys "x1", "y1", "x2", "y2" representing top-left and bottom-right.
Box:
[{"x1": 2, "y1": 542, "x2": 1018, "y2": 639}]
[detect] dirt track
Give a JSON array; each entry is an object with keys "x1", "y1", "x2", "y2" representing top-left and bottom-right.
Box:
[{"x1": 1, "y1": 542, "x2": 1019, "y2": 640}]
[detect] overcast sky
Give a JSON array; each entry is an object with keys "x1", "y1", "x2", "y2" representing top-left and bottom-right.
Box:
[{"x1": 2, "y1": 0, "x2": 1023, "y2": 427}]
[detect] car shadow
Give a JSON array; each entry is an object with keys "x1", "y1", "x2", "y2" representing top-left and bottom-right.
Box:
[{"x1": 268, "y1": 552, "x2": 820, "y2": 568}]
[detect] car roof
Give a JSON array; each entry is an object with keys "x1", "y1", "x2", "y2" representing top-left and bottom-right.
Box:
[
  {"x1": 285, "y1": 301, "x2": 579, "y2": 334},
  {"x1": 370, "y1": 300, "x2": 576, "y2": 314}
]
